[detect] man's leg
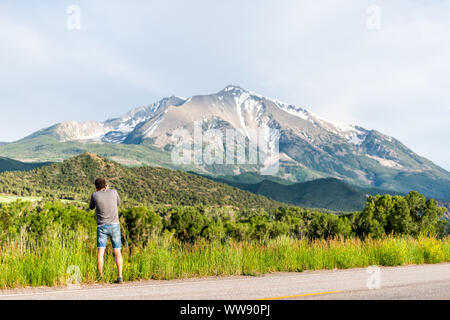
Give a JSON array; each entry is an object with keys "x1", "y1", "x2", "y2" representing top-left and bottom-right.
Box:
[
  {"x1": 114, "y1": 249, "x2": 123, "y2": 278},
  {"x1": 111, "y1": 224, "x2": 123, "y2": 281},
  {"x1": 96, "y1": 226, "x2": 107, "y2": 280},
  {"x1": 97, "y1": 248, "x2": 105, "y2": 278}
]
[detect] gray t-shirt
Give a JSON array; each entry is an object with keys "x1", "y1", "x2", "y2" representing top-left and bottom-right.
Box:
[{"x1": 89, "y1": 189, "x2": 121, "y2": 226}]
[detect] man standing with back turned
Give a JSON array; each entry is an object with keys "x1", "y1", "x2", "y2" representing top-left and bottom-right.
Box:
[{"x1": 89, "y1": 178, "x2": 123, "y2": 284}]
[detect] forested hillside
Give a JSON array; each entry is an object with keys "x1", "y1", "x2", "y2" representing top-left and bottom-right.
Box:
[
  {"x1": 0, "y1": 153, "x2": 282, "y2": 209},
  {"x1": 206, "y1": 177, "x2": 365, "y2": 211},
  {"x1": 0, "y1": 157, "x2": 49, "y2": 173},
  {"x1": 203, "y1": 174, "x2": 401, "y2": 212}
]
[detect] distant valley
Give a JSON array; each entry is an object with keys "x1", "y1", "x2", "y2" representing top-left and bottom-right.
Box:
[
  {"x1": 203, "y1": 173, "x2": 403, "y2": 212},
  {"x1": 0, "y1": 157, "x2": 50, "y2": 173}
]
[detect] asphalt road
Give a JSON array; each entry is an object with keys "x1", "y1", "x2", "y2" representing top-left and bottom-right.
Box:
[{"x1": 0, "y1": 263, "x2": 449, "y2": 300}]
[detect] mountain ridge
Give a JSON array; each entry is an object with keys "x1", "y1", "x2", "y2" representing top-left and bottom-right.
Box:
[
  {"x1": 0, "y1": 156, "x2": 50, "y2": 173},
  {"x1": 204, "y1": 173, "x2": 404, "y2": 212}
]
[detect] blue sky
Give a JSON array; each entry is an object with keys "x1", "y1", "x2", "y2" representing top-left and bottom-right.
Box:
[{"x1": 0, "y1": 1, "x2": 449, "y2": 170}]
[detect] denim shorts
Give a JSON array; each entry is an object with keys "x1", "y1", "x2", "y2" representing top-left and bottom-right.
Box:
[{"x1": 97, "y1": 224, "x2": 121, "y2": 249}]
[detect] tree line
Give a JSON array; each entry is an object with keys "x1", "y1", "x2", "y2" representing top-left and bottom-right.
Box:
[{"x1": 0, "y1": 191, "x2": 447, "y2": 247}]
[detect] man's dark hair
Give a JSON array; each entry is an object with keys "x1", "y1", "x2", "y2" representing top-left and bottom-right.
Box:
[{"x1": 95, "y1": 178, "x2": 107, "y2": 190}]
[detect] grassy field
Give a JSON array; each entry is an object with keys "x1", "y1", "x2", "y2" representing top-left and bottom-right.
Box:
[
  {"x1": 0, "y1": 195, "x2": 84, "y2": 205},
  {"x1": 0, "y1": 194, "x2": 41, "y2": 203},
  {"x1": 0, "y1": 234, "x2": 448, "y2": 288}
]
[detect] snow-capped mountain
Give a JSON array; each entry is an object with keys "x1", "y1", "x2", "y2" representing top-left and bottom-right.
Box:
[
  {"x1": 34, "y1": 96, "x2": 186, "y2": 144},
  {"x1": 37, "y1": 85, "x2": 368, "y2": 147},
  {"x1": 6, "y1": 85, "x2": 450, "y2": 200}
]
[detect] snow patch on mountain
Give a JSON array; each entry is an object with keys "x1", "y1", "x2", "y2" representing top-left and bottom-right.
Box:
[
  {"x1": 367, "y1": 155, "x2": 403, "y2": 169},
  {"x1": 276, "y1": 103, "x2": 310, "y2": 121},
  {"x1": 348, "y1": 134, "x2": 365, "y2": 145},
  {"x1": 236, "y1": 102, "x2": 250, "y2": 138},
  {"x1": 143, "y1": 115, "x2": 165, "y2": 137},
  {"x1": 105, "y1": 96, "x2": 185, "y2": 133},
  {"x1": 54, "y1": 121, "x2": 109, "y2": 142}
]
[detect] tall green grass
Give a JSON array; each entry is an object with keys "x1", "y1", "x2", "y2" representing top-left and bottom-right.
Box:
[{"x1": 0, "y1": 233, "x2": 449, "y2": 289}]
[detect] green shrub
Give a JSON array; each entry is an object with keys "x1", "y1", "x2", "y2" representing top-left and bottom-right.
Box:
[
  {"x1": 418, "y1": 237, "x2": 444, "y2": 264},
  {"x1": 120, "y1": 206, "x2": 163, "y2": 247},
  {"x1": 379, "y1": 238, "x2": 408, "y2": 266},
  {"x1": 166, "y1": 207, "x2": 210, "y2": 242}
]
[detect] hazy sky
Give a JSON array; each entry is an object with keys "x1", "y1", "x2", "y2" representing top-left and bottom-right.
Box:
[{"x1": 0, "y1": 1, "x2": 449, "y2": 170}]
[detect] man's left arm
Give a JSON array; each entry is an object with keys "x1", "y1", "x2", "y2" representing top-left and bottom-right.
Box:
[{"x1": 89, "y1": 194, "x2": 96, "y2": 210}]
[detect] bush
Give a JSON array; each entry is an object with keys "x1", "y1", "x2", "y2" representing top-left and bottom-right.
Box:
[
  {"x1": 418, "y1": 237, "x2": 444, "y2": 264},
  {"x1": 379, "y1": 238, "x2": 408, "y2": 266},
  {"x1": 120, "y1": 206, "x2": 162, "y2": 247},
  {"x1": 166, "y1": 207, "x2": 211, "y2": 242}
]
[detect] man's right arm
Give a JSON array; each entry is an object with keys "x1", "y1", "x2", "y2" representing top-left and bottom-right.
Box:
[
  {"x1": 89, "y1": 194, "x2": 96, "y2": 210},
  {"x1": 116, "y1": 190, "x2": 121, "y2": 207}
]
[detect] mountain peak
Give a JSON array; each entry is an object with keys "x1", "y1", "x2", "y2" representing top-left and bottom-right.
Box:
[
  {"x1": 68, "y1": 152, "x2": 110, "y2": 165},
  {"x1": 59, "y1": 153, "x2": 125, "y2": 179},
  {"x1": 220, "y1": 85, "x2": 248, "y2": 94},
  {"x1": 80, "y1": 152, "x2": 101, "y2": 159}
]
